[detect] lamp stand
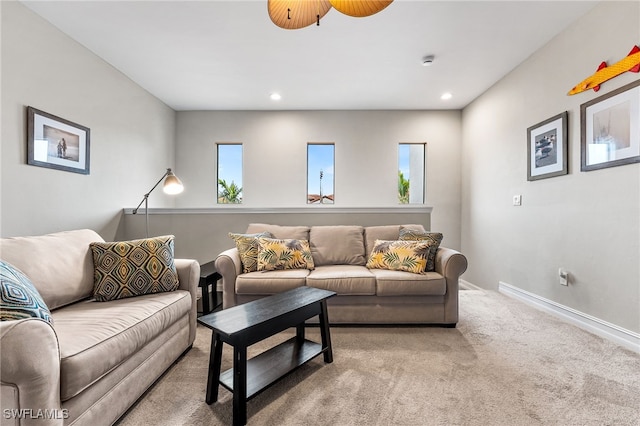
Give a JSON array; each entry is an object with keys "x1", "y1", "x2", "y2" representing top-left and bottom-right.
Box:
[
  {"x1": 133, "y1": 169, "x2": 177, "y2": 238},
  {"x1": 144, "y1": 196, "x2": 149, "y2": 238}
]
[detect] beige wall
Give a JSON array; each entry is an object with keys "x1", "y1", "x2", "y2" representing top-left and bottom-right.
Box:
[
  {"x1": 461, "y1": 1, "x2": 639, "y2": 332},
  {"x1": 1, "y1": 1, "x2": 176, "y2": 240},
  {"x1": 175, "y1": 110, "x2": 463, "y2": 249}
]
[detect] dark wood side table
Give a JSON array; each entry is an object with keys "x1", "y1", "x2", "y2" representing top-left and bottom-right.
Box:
[
  {"x1": 199, "y1": 261, "x2": 222, "y2": 315},
  {"x1": 197, "y1": 286, "x2": 336, "y2": 426}
]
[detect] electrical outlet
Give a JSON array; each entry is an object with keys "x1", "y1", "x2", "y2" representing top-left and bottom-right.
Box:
[
  {"x1": 559, "y1": 268, "x2": 568, "y2": 286},
  {"x1": 513, "y1": 195, "x2": 522, "y2": 206}
]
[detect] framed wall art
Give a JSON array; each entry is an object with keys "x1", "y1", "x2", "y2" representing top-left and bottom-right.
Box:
[
  {"x1": 27, "y1": 106, "x2": 90, "y2": 175},
  {"x1": 527, "y1": 111, "x2": 568, "y2": 181},
  {"x1": 581, "y1": 79, "x2": 640, "y2": 171}
]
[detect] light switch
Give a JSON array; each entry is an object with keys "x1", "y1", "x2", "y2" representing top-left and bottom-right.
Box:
[{"x1": 513, "y1": 195, "x2": 522, "y2": 206}]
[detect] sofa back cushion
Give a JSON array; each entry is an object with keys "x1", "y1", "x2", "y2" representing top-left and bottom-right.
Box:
[
  {"x1": 246, "y1": 223, "x2": 310, "y2": 241},
  {"x1": 0, "y1": 229, "x2": 103, "y2": 310},
  {"x1": 363, "y1": 224, "x2": 425, "y2": 258},
  {"x1": 309, "y1": 225, "x2": 366, "y2": 266}
]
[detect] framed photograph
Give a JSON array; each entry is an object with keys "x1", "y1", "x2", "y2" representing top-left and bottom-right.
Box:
[
  {"x1": 27, "y1": 106, "x2": 90, "y2": 175},
  {"x1": 581, "y1": 79, "x2": 640, "y2": 171},
  {"x1": 527, "y1": 111, "x2": 568, "y2": 181}
]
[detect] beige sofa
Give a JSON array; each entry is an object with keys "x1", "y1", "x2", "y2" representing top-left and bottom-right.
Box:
[
  {"x1": 0, "y1": 229, "x2": 200, "y2": 426},
  {"x1": 216, "y1": 224, "x2": 467, "y2": 326}
]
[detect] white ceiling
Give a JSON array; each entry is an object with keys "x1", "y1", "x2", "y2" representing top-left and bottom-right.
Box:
[{"x1": 22, "y1": 0, "x2": 598, "y2": 111}]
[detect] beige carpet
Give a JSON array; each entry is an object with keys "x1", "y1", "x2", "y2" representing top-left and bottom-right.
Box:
[{"x1": 116, "y1": 290, "x2": 640, "y2": 425}]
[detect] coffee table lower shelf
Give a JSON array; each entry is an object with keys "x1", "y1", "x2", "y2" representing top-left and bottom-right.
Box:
[
  {"x1": 218, "y1": 337, "x2": 323, "y2": 399},
  {"x1": 198, "y1": 287, "x2": 336, "y2": 425}
]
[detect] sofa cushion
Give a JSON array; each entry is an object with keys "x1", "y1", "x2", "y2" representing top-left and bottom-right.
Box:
[
  {"x1": 0, "y1": 260, "x2": 53, "y2": 324},
  {"x1": 366, "y1": 239, "x2": 430, "y2": 274},
  {"x1": 371, "y1": 269, "x2": 446, "y2": 296},
  {"x1": 256, "y1": 238, "x2": 315, "y2": 271},
  {"x1": 229, "y1": 231, "x2": 275, "y2": 273},
  {"x1": 52, "y1": 289, "x2": 192, "y2": 401},
  {"x1": 306, "y1": 265, "x2": 376, "y2": 295},
  {"x1": 309, "y1": 226, "x2": 366, "y2": 266},
  {"x1": 363, "y1": 224, "x2": 425, "y2": 258},
  {"x1": 236, "y1": 269, "x2": 309, "y2": 294},
  {"x1": 90, "y1": 236, "x2": 179, "y2": 302},
  {"x1": 0, "y1": 229, "x2": 102, "y2": 310},
  {"x1": 246, "y1": 223, "x2": 310, "y2": 241},
  {"x1": 399, "y1": 227, "x2": 443, "y2": 272}
]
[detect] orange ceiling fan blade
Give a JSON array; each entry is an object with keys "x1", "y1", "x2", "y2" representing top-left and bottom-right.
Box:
[
  {"x1": 329, "y1": 0, "x2": 393, "y2": 17},
  {"x1": 268, "y1": 0, "x2": 332, "y2": 29}
]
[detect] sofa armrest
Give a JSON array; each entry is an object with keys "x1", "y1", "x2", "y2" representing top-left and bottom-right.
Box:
[
  {"x1": 435, "y1": 247, "x2": 468, "y2": 281},
  {"x1": 215, "y1": 248, "x2": 242, "y2": 309},
  {"x1": 434, "y1": 247, "x2": 468, "y2": 325},
  {"x1": 174, "y1": 258, "x2": 200, "y2": 345},
  {"x1": 1, "y1": 319, "x2": 63, "y2": 426}
]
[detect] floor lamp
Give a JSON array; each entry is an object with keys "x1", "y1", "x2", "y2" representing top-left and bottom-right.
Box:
[{"x1": 132, "y1": 168, "x2": 184, "y2": 237}]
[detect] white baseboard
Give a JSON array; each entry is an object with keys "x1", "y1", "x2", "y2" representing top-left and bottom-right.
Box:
[
  {"x1": 459, "y1": 279, "x2": 483, "y2": 291},
  {"x1": 498, "y1": 281, "x2": 640, "y2": 354}
]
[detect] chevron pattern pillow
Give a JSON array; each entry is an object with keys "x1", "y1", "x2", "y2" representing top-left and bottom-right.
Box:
[
  {"x1": 0, "y1": 260, "x2": 53, "y2": 324},
  {"x1": 90, "y1": 235, "x2": 179, "y2": 302}
]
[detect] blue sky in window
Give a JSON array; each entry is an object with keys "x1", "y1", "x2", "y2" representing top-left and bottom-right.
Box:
[
  {"x1": 307, "y1": 144, "x2": 334, "y2": 195},
  {"x1": 398, "y1": 144, "x2": 410, "y2": 176},
  {"x1": 217, "y1": 144, "x2": 242, "y2": 188}
]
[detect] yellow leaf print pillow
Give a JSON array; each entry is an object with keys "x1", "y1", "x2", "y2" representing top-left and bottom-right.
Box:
[
  {"x1": 256, "y1": 238, "x2": 315, "y2": 271},
  {"x1": 365, "y1": 239, "x2": 430, "y2": 274}
]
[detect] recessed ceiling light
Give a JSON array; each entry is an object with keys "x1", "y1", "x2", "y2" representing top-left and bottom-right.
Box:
[
  {"x1": 441, "y1": 92, "x2": 453, "y2": 100},
  {"x1": 270, "y1": 93, "x2": 282, "y2": 101}
]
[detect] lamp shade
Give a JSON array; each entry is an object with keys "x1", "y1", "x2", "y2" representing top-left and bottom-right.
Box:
[
  {"x1": 268, "y1": 0, "x2": 332, "y2": 29},
  {"x1": 163, "y1": 170, "x2": 184, "y2": 194},
  {"x1": 329, "y1": 0, "x2": 393, "y2": 17}
]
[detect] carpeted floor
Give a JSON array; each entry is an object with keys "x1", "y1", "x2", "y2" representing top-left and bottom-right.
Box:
[{"x1": 116, "y1": 290, "x2": 640, "y2": 425}]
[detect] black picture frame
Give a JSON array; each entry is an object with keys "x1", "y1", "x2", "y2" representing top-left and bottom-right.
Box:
[
  {"x1": 27, "y1": 106, "x2": 90, "y2": 175},
  {"x1": 527, "y1": 111, "x2": 568, "y2": 181}
]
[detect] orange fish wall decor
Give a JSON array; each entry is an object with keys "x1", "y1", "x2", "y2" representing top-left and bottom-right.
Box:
[{"x1": 568, "y1": 45, "x2": 640, "y2": 95}]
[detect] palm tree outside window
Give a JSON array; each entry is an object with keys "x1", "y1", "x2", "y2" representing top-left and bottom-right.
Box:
[
  {"x1": 217, "y1": 143, "x2": 243, "y2": 204},
  {"x1": 398, "y1": 143, "x2": 426, "y2": 204}
]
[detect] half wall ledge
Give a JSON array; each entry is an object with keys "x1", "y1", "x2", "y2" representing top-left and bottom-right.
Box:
[
  {"x1": 122, "y1": 206, "x2": 433, "y2": 215},
  {"x1": 117, "y1": 206, "x2": 433, "y2": 264}
]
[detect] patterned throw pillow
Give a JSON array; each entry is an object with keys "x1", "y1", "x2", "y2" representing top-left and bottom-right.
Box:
[
  {"x1": 398, "y1": 227, "x2": 443, "y2": 272},
  {"x1": 90, "y1": 235, "x2": 179, "y2": 302},
  {"x1": 0, "y1": 260, "x2": 53, "y2": 324},
  {"x1": 365, "y1": 240, "x2": 431, "y2": 275},
  {"x1": 229, "y1": 231, "x2": 275, "y2": 273},
  {"x1": 256, "y1": 237, "x2": 315, "y2": 271}
]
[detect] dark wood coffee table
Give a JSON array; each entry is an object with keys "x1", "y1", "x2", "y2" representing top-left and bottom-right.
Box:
[{"x1": 197, "y1": 286, "x2": 336, "y2": 426}]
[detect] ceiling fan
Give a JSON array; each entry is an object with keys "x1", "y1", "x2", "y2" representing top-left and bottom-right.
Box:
[{"x1": 268, "y1": 0, "x2": 394, "y2": 30}]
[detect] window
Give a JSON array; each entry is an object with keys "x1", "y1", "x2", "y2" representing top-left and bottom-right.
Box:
[
  {"x1": 217, "y1": 143, "x2": 243, "y2": 204},
  {"x1": 398, "y1": 143, "x2": 425, "y2": 204},
  {"x1": 307, "y1": 143, "x2": 334, "y2": 204}
]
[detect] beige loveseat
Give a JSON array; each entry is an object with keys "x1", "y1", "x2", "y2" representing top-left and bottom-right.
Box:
[
  {"x1": 215, "y1": 224, "x2": 467, "y2": 326},
  {"x1": 0, "y1": 229, "x2": 200, "y2": 426}
]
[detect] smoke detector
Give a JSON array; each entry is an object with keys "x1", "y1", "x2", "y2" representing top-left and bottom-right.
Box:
[{"x1": 422, "y1": 55, "x2": 435, "y2": 66}]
